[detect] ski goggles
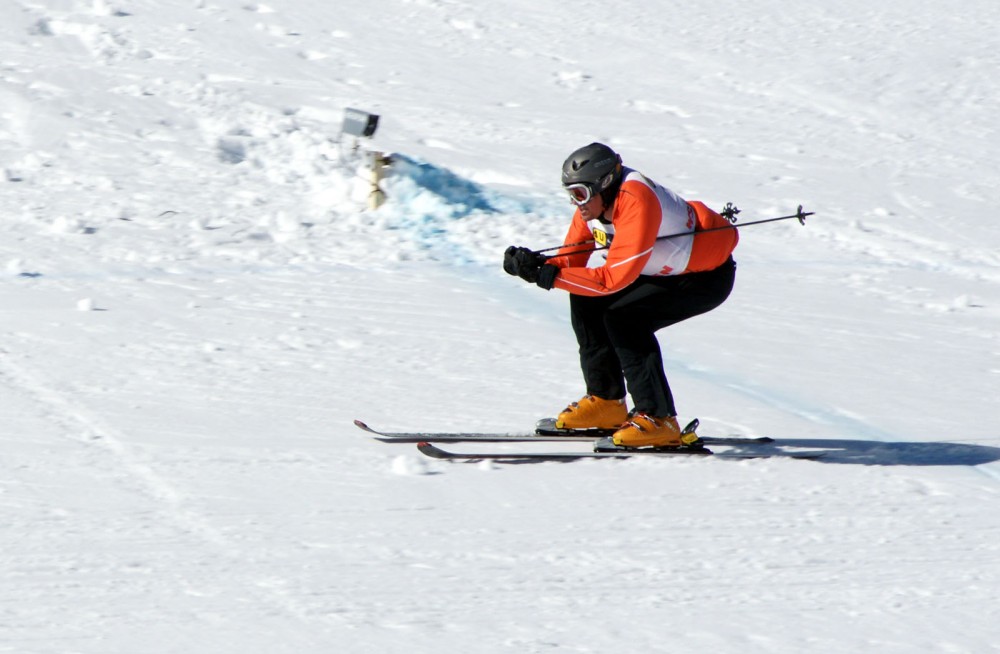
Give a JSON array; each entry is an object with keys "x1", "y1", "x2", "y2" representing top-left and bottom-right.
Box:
[{"x1": 564, "y1": 183, "x2": 597, "y2": 206}]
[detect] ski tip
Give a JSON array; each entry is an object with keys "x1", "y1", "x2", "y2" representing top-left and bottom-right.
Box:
[
  {"x1": 353, "y1": 419, "x2": 373, "y2": 432},
  {"x1": 416, "y1": 441, "x2": 449, "y2": 459}
]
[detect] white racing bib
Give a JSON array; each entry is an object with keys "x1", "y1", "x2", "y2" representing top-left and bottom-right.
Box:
[{"x1": 587, "y1": 171, "x2": 696, "y2": 276}]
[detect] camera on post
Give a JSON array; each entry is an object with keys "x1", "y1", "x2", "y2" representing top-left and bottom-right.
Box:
[
  {"x1": 340, "y1": 107, "x2": 389, "y2": 209},
  {"x1": 342, "y1": 108, "x2": 379, "y2": 138}
]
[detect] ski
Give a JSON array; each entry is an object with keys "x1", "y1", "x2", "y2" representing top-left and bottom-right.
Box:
[
  {"x1": 534, "y1": 417, "x2": 775, "y2": 445},
  {"x1": 354, "y1": 419, "x2": 595, "y2": 443},
  {"x1": 416, "y1": 441, "x2": 712, "y2": 462},
  {"x1": 416, "y1": 442, "x2": 826, "y2": 463},
  {"x1": 354, "y1": 418, "x2": 774, "y2": 445}
]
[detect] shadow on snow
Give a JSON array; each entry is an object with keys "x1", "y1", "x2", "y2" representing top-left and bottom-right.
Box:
[{"x1": 735, "y1": 439, "x2": 1000, "y2": 467}]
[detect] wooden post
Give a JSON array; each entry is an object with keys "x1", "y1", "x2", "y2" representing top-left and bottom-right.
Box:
[{"x1": 368, "y1": 151, "x2": 387, "y2": 210}]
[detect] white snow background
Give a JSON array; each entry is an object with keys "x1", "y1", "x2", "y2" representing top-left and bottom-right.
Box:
[{"x1": 2, "y1": 1, "x2": 999, "y2": 652}]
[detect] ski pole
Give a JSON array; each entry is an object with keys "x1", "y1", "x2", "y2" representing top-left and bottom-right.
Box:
[
  {"x1": 533, "y1": 202, "x2": 743, "y2": 255},
  {"x1": 535, "y1": 204, "x2": 813, "y2": 259}
]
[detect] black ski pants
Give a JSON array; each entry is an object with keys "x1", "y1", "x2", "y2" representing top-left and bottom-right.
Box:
[{"x1": 569, "y1": 257, "x2": 736, "y2": 417}]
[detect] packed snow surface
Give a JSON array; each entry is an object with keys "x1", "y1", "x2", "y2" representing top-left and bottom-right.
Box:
[{"x1": 2, "y1": 1, "x2": 999, "y2": 652}]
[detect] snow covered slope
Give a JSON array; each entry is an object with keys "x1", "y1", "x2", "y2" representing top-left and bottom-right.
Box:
[{"x1": 2, "y1": 1, "x2": 999, "y2": 652}]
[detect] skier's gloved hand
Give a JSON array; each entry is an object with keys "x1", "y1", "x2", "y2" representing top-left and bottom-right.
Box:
[
  {"x1": 536, "y1": 263, "x2": 558, "y2": 290},
  {"x1": 502, "y1": 246, "x2": 522, "y2": 276},
  {"x1": 503, "y1": 246, "x2": 546, "y2": 282}
]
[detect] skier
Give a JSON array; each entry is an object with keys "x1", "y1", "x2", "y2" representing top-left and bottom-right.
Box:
[{"x1": 503, "y1": 142, "x2": 739, "y2": 449}]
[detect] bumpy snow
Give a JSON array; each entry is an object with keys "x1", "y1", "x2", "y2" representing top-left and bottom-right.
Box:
[{"x1": 2, "y1": 1, "x2": 998, "y2": 652}]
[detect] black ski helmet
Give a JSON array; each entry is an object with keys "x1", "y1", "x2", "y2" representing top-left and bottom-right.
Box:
[{"x1": 561, "y1": 142, "x2": 623, "y2": 203}]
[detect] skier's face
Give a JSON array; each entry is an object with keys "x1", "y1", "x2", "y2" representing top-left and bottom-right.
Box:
[{"x1": 578, "y1": 193, "x2": 605, "y2": 221}]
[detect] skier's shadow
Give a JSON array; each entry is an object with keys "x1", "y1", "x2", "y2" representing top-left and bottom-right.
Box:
[{"x1": 740, "y1": 439, "x2": 1000, "y2": 467}]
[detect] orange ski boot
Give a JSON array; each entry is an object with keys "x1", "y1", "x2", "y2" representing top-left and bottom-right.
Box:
[
  {"x1": 611, "y1": 413, "x2": 701, "y2": 449},
  {"x1": 555, "y1": 395, "x2": 628, "y2": 430}
]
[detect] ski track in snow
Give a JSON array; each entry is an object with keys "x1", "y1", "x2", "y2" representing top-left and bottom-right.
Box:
[
  {"x1": 0, "y1": 345, "x2": 354, "y2": 649},
  {"x1": 2, "y1": 0, "x2": 1000, "y2": 652}
]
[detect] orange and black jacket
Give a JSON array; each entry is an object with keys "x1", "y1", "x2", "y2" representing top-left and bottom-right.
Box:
[{"x1": 547, "y1": 168, "x2": 738, "y2": 296}]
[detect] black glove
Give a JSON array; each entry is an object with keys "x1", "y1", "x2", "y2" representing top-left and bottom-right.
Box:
[
  {"x1": 535, "y1": 263, "x2": 559, "y2": 291},
  {"x1": 503, "y1": 246, "x2": 546, "y2": 282},
  {"x1": 535, "y1": 263, "x2": 558, "y2": 290}
]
